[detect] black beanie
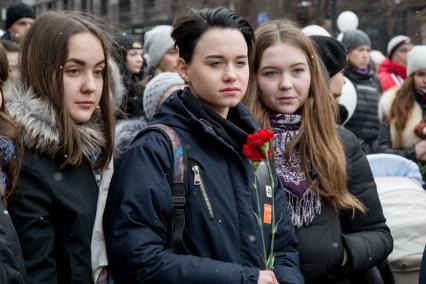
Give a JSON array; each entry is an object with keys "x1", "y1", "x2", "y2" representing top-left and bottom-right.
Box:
[
  {"x1": 311, "y1": 35, "x2": 347, "y2": 77},
  {"x1": 5, "y1": 3, "x2": 36, "y2": 30}
]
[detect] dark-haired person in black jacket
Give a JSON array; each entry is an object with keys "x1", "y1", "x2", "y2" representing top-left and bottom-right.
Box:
[{"x1": 104, "y1": 7, "x2": 303, "y2": 284}]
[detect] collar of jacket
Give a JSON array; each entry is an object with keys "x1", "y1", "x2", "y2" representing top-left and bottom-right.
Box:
[
  {"x1": 378, "y1": 58, "x2": 407, "y2": 79},
  {"x1": 3, "y1": 79, "x2": 105, "y2": 159},
  {"x1": 344, "y1": 66, "x2": 374, "y2": 82},
  {"x1": 152, "y1": 87, "x2": 259, "y2": 151}
]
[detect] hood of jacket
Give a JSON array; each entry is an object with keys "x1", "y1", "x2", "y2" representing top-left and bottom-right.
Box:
[{"x1": 3, "y1": 79, "x2": 105, "y2": 159}]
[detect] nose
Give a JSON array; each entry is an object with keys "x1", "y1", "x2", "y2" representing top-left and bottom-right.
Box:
[
  {"x1": 82, "y1": 73, "x2": 97, "y2": 94},
  {"x1": 279, "y1": 74, "x2": 292, "y2": 90},
  {"x1": 223, "y1": 64, "x2": 237, "y2": 82}
]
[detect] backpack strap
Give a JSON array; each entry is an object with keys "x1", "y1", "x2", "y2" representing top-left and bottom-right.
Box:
[{"x1": 143, "y1": 124, "x2": 187, "y2": 252}]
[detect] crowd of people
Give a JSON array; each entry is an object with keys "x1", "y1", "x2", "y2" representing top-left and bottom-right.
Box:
[{"x1": 0, "y1": 2, "x2": 425, "y2": 284}]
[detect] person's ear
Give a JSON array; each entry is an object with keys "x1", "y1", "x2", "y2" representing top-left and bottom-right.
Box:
[{"x1": 177, "y1": 58, "x2": 189, "y2": 84}]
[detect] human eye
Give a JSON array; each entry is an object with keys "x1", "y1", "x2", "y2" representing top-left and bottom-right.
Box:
[
  {"x1": 292, "y1": 67, "x2": 306, "y2": 76},
  {"x1": 65, "y1": 68, "x2": 81, "y2": 77},
  {"x1": 262, "y1": 70, "x2": 278, "y2": 77},
  {"x1": 93, "y1": 68, "x2": 105, "y2": 78},
  {"x1": 236, "y1": 60, "x2": 247, "y2": 67},
  {"x1": 209, "y1": 61, "x2": 222, "y2": 68}
]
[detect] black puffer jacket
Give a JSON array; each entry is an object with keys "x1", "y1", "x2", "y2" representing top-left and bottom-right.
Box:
[
  {"x1": 344, "y1": 68, "x2": 382, "y2": 154},
  {"x1": 104, "y1": 89, "x2": 304, "y2": 284},
  {"x1": 297, "y1": 127, "x2": 393, "y2": 284}
]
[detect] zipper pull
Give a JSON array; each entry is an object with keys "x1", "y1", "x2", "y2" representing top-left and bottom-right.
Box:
[{"x1": 192, "y1": 165, "x2": 201, "y2": 185}]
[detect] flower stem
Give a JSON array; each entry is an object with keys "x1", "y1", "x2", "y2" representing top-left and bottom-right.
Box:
[
  {"x1": 265, "y1": 159, "x2": 276, "y2": 270},
  {"x1": 252, "y1": 178, "x2": 268, "y2": 269}
]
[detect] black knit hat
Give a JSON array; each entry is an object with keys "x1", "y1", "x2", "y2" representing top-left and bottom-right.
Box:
[
  {"x1": 5, "y1": 3, "x2": 36, "y2": 30},
  {"x1": 310, "y1": 35, "x2": 347, "y2": 77}
]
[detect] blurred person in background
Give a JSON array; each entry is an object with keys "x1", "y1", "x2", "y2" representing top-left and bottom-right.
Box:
[
  {"x1": 0, "y1": 2, "x2": 35, "y2": 45},
  {"x1": 378, "y1": 35, "x2": 412, "y2": 92},
  {"x1": 114, "y1": 71, "x2": 185, "y2": 159},
  {"x1": 112, "y1": 33, "x2": 145, "y2": 118},
  {"x1": 0, "y1": 40, "x2": 20, "y2": 79},
  {"x1": 0, "y1": 42, "x2": 27, "y2": 284},
  {"x1": 340, "y1": 29, "x2": 382, "y2": 154},
  {"x1": 378, "y1": 45, "x2": 426, "y2": 180},
  {"x1": 143, "y1": 25, "x2": 179, "y2": 79}
]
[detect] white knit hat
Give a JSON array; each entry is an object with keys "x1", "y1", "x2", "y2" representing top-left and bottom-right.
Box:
[
  {"x1": 387, "y1": 35, "x2": 411, "y2": 58},
  {"x1": 407, "y1": 45, "x2": 426, "y2": 76},
  {"x1": 143, "y1": 25, "x2": 175, "y2": 69},
  {"x1": 143, "y1": 72, "x2": 185, "y2": 119}
]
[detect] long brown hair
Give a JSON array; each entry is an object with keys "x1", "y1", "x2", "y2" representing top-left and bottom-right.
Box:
[
  {"x1": 0, "y1": 45, "x2": 22, "y2": 202},
  {"x1": 388, "y1": 76, "x2": 415, "y2": 148},
  {"x1": 20, "y1": 11, "x2": 114, "y2": 169},
  {"x1": 244, "y1": 20, "x2": 365, "y2": 214}
]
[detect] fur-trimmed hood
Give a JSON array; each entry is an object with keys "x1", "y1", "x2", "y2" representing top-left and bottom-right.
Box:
[{"x1": 3, "y1": 80, "x2": 106, "y2": 159}]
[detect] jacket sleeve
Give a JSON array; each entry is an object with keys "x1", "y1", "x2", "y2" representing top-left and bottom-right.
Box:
[
  {"x1": 103, "y1": 132, "x2": 259, "y2": 284},
  {"x1": 273, "y1": 178, "x2": 304, "y2": 284},
  {"x1": 8, "y1": 160, "x2": 57, "y2": 284},
  {"x1": 340, "y1": 128, "x2": 393, "y2": 274},
  {"x1": 378, "y1": 121, "x2": 416, "y2": 161}
]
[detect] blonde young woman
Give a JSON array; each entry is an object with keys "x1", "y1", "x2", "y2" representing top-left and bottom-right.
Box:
[{"x1": 244, "y1": 20, "x2": 393, "y2": 284}]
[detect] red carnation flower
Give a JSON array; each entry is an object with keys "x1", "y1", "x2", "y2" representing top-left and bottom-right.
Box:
[
  {"x1": 243, "y1": 129, "x2": 274, "y2": 161},
  {"x1": 247, "y1": 129, "x2": 275, "y2": 147}
]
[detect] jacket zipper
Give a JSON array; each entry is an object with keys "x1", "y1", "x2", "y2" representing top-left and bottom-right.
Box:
[{"x1": 192, "y1": 165, "x2": 214, "y2": 220}]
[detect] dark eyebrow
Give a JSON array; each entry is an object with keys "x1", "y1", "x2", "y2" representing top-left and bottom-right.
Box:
[
  {"x1": 205, "y1": 55, "x2": 248, "y2": 59},
  {"x1": 65, "y1": 58, "x2": 106, "y2": 66}
]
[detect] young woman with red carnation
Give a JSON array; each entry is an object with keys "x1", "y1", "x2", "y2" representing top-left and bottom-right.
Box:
[
  {"x1": 244, "y1": 20, "x2": 392, "y2": 283},
  {"x1": 104, "y1": 7, "x2": 303, "y2": 284}
]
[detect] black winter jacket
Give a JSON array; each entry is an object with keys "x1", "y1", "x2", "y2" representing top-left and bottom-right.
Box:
[
  {"x1": 344, "y1": 68, "x2": 382, "y2": 154},
  {"x1": 0, "y1": 199, "x2": 27, "y2": 283},
  {"x1": 5, "y1": 81, "x2": 106, "y2": 284},
  {"x1": 297, "y1": 127, "x2": 393, "y2": 283},
  {"x1": 104, "y1": 89, "x2": 304, "y2": 284}
]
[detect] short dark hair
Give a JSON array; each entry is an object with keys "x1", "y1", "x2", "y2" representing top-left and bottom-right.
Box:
[{"x1": 171, "y1": 7, "x2": 254, "y2": 63}]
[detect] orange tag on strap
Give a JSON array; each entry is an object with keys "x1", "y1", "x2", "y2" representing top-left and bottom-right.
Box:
[{"x1": 264, "y1": 204, "x2": 272, "y2": 224}]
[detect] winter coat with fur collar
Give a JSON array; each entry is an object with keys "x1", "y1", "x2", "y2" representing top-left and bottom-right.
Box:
[
  {"x1": 4, "y1": 80, "x2": 108, "y2": 284},
  {"x1": 377, "y1": 86, "x2": 421, "y2": 161}
]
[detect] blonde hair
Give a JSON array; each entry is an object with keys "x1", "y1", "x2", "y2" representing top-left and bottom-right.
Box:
[{"x1": 243, "y1": 20, "x2": 365, "y2": 214}]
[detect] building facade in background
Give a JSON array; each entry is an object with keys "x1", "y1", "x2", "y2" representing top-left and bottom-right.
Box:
[{"x1": 1, "y1": 0, "x2": 426, "y2": 53}]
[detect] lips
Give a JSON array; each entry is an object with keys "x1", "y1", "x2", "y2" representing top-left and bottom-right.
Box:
[
  {"x1": 220, "y1": 87, "x2": 240, "y2": 92},
  {"x1": 219, "y1": 87, "x2": 241, "y2": 96},
  {"x1": 277, "y1": 97, "x2": 295, "y2": 101},
  {"x1": 76, "y1": 101, "x2": 94, "y2": 108}
]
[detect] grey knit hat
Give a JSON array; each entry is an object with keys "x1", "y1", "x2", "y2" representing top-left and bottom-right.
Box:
[
  {"x1": 143, "y1": 25, "x2": 175, "y2": 69},
  {"x1": 143, "y1": 72, "x2": 185, "y2": 119},
  {"x1": 407, "y1": 45, "x2": 426, "y2": 77},
  {"x1": 339, "y1": 29, "x2": 371, "y2": 53}
]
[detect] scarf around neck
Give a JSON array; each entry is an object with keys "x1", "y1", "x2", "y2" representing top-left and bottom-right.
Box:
[
  {"x1": 414, "y1": 88, "x2": 426, "y2": 109},
  {"x1": 270, "y1": 113, "x2": 321, "y2": 228}
]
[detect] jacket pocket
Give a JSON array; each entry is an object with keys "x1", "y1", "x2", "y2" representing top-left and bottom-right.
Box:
[{"x1": 191, "y1": 164, "x2": 215, "y2": 220}]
